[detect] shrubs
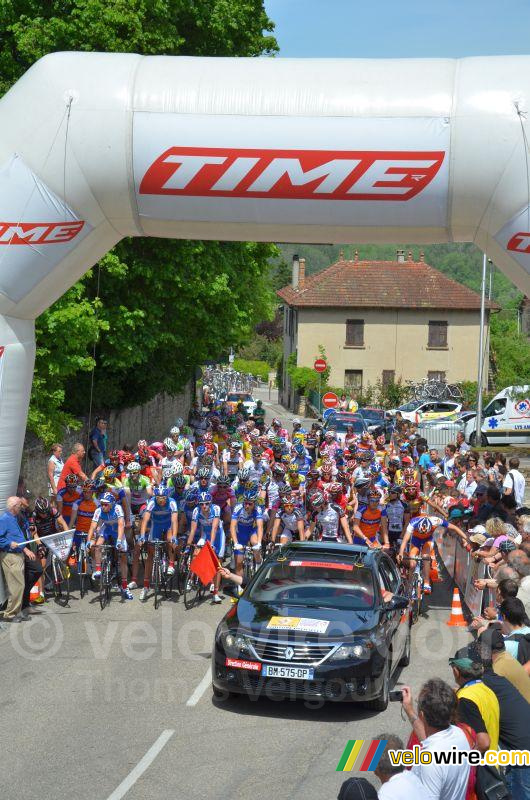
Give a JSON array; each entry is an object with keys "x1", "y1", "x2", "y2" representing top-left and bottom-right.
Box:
[{"x1": 232, "y1": 358, "x2": 270, "y2": 382}]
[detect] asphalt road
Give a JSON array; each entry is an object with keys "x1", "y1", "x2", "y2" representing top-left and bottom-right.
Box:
[{"x1": 0, "y1": 392, "x2": 473, "y2": 800}]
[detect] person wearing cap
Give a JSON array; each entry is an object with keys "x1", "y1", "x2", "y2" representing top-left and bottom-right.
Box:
[
  {"x1": 450, "y1": 658, "x2": 500, "y2": 753},
  {"x1": 337, "y1": 777, "x2": 377, "y2": 800},
  {"x1": 373, "y1": 733, "x2": 423, "y2": 799},
  {"x1": 477, "y1": 625, "x2": 530, "y2": 701},
  {"x1": 401, "y1": 679, "x2": 471, "y2": 800}
]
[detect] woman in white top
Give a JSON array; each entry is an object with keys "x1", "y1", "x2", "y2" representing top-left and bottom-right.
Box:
[{"x1": 47, "y1": 443, "x2": 64, "y2": 498}]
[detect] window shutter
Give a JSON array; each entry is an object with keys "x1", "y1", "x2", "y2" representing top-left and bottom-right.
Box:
[
  {"x1": 346, "y1": 319, "x2": 364, "y2": 346},
  {"x1": 428, "y1": 321, "x2": 447, "y2": 347}
]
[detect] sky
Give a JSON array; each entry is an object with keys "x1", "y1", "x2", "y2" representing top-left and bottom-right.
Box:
[{"x1": 264, "y1": 0, "x2": 530, "y2": 58}]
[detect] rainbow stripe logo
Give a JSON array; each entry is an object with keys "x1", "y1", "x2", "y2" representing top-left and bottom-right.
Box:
[{"x1": 336, "y1": 739, "x2": 387, "y2": 772}]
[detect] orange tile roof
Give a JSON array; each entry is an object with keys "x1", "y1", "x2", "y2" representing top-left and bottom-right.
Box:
[{"x1": 277, "y1": 256, "x2": 499, "y2": 310}]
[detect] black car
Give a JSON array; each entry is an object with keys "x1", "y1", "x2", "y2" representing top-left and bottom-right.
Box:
[
  {"x1": 212, "y1": 542, "x2": 411, "y2": 710},
  {"x1": 358, "y1": 407, "x2": 394, "y2": 443},
  {"x1": 321, "y1": 412, "x2": 368, "y2": 443}
]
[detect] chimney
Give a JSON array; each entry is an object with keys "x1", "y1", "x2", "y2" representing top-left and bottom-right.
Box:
[
  {"x1": 407, "y1": 250, "x2": 413, "y2": 262},
  {"x1": 292, "y1": 253, "x2": 300, "y2": 289},
  {"x1": 354, "y1": 250, "x2": 359, "y2": 264},
  {"x1": 396, "y1": 249, "x2": 405, "y2": 263},
  {"x1": 339, "y1": 249, "x2": 345, "y2": 262},
  {"x1": 298, "y1": 257, "x2": 306, "y2": 288},
  {"x1": 419, "y1": 251, "x2": 425, "y2": 262}
]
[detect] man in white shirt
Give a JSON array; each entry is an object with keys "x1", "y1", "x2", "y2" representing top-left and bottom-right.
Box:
[
  {"x1": 401, "y1": 679, "x2": 470, "y2": 800},
  {"x1": 503, "y1": 457, "x2": 526, "y2": 506},
  {"x1": 374, "y1": 734, "x2": 423, "y2": 800},
  {"x1": 457, "y1": 468, "x2": 477, "y2": 499}
]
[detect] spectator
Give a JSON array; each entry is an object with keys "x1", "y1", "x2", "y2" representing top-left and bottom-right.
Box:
[
  {"x1": 455, "y1": 430, "x2": 470, "y2": 454},
  {"x1": 500, "y1": 597, "x2": 530, "y2": 669},
  {"x1": 0, "y1": 496, "x2": 42, "y2": 626},
  {"x1": 476, "y1": 485, "x2": 508, "y2": 523},
  {"x1": 503, "y1": 457, "x2": 526, "y2": 506},
  {"x1": 337, "y1": 777, "x2": 377, "y2": 800},
  {"x1": 477, "y1": 626, "x2": 530, "y2": 701},
  {"x1": 88, "y1": 417, "x2": 108, "y2": 469},
  {"x1": 401, "y1": 679, "x2": 470, "y2": 800},
  {"x1": 56, "y1": 443, "x2": 88, "y2": 491},
  {"x1": 374, "y1": 733, "x2": 423, "y2": 799},
  {"x1": 441, "y1": 444, "x2": 457, "y2": 479},
  {"x1": 449, "y1": 657, "x2": 499, "y2": 753},
  {"x1": 456, "y1": 468, "x2": 476, "y2": 500},
  {"x1": 47, "y1": 443, "x2": 64, "y2": 499},
  {"x1": 471, "y1": 481, "x2": 488, "y2": 517}
]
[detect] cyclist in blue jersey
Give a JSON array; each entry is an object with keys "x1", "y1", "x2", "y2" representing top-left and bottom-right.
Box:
[
  {"x1": 87, "y1": 493, "x2": 132, "y2": 600},
  {"x1": 398, "y1": 514, "x2": 467, "y2": 594},
  {"x1": 230, "y1": 488, "x2": 264, "y2": 586},
  {"x1": 187, "y1": 491, "x2": 225, "y2": 603},
  {"x1": 138, "y1": 487, "x2": 178, "y2": 601}
]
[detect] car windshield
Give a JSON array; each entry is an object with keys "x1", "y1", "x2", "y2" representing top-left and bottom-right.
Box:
[
  {"x1": 227, "y1": 393, "x2": 253, "y2": 402},
  {"x1": 397, "y1": 401, "x2": 417, "y2": 412},
  {"x1": 247, "y1": 559, "x2": 375, "y2": 610},
  {"x1": 359, "y1": 409, "x2": 384, "y2": 421},
  {"x1": 326, "y1": 417, "x2": 365, "y2": 434}
]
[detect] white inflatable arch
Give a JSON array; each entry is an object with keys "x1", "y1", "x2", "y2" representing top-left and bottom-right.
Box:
[{"x1": 0, "y1": 52, "x2": 529, "y2": 504}]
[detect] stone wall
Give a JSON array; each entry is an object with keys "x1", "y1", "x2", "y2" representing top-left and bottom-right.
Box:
[{"x1": 21, "y1": 383, "x2": 194, "y2": 498}]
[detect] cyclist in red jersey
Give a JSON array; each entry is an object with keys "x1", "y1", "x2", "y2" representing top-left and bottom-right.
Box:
[{"x1": 211, "y1": 474, "x2": 236, "y2": 530}]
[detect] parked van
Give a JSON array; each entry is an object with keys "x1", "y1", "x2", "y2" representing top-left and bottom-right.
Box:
[{"x1": 464, "y1": 385, "x2": 530, "y2": 446}]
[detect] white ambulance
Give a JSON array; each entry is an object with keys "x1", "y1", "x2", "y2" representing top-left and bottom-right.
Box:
[{"x1": 464, "y1": 385, "x2": 530, "y2": 446}]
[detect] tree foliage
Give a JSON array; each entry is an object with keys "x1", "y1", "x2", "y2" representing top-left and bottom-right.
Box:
[{"x1": 0, "y1": 1, "x2": 278, "y2": 440}]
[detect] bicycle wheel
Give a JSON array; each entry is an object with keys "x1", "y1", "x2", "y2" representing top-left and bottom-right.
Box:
[
  {"x1": 78, "y1": 549, "x2": 87, "y2": 599},
  {"x1": 52, "y1": 558, "x2": 63, "y2": 601},
  {"x1": 183, "y1": 568, "x2": 200, "y2": 610},
  {"x1": 410, "y1": 574, "x2": 422, "y2": 623},
  {"x1": 99, "y1": 558, "x2": 109, "y2": 610},
  {"x1": 153, "y1": 554, "x2": 162, "y2": 610}
]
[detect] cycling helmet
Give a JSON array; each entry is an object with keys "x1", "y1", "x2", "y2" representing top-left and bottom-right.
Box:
[
  {"x1": 404, "y1": 475, "x2": 417, "y2": 487},
  {"x1": 238, "y1": 467, "x2": 251, "y2": 482},
  {"x1": 170, "y1": 426, "x2": 180, "y2": 436},
  {"x1": 278, "y1": 485, "x2": 292, "y2": 498},
  {"x1": 93, "y1": 478, "x2": 106, "y2": 492},
  {"x1": 34, "y1": 496, "x2": 51, "y2": 515},
  {"x1": 307, "y1": 468, "x2": 319, "y2": 480},
  {"x1": 354, "y1": 476, "x2": 370, "y2": 489},
  {"x1": 321, "y1": 460, "x2": 333, "y2": 474},
  {"x1": 196, "y1": 445, "x2": 206, "y2": 458},
  {"x1": 367, "y1": 490, "x2": 380, "y2": 502},
  {"x1": 282, "y1": 495, "x2": 295, "y2": 506},
  {"x1": 175, "y1": 417, "x2": 184, "y2": 428},
  {"x1": 499, "y1": 540, "x2": 517, "y2": 554},
  {"x1": 244, "y1": 488, "x2": 259, "y2": 502},
  {"x1": 184, "y1": 488, "x2": 199, "y2": 503},
  {"x1": 229, "y1": 440, "x2": 242, "y2": 450},
  {"x1": 153, "y1": 486, "x2": 169, "y2": 498},
  {"x1": 162, "y1": 467, "x2": 174, "y2": 480},
  {"x1": 311, "y1": 491, "x2": 326, "y2": 508},
  {"x1": 138, "y1": 439, "x2": 148, "y2": 449},
  {"x1": 287, "y1": 463, "x2": 299, "y2": 474},
  {"x1": 329, "y1": 482, "x2": 343, "y2": 495},
  {"x1": 293, "y1": 442, "x2": 305, "y2": 456},
  {"x1": 216, "y1": 474, "x2": 231, "y2": 487},
  {"x1": 101, "y1": 492, "x2": 115, "y2": 505},
  {"x1": 198, "y1": 491, "x2": 212, "y2": 504},
  {"x1": 82, "y1": 479, "x2": 96, "y2": 490},
  {"x1": 65, "y1": 474, "x2": 79, "y2": 488},
  {"x1": 389, "y1": 457, "x2": 401, "y2": 467},
  {"x1": 164, "y1": 437, "x2": 177, "y2": 452},
  {"x1": 251, "y1": 446, "x2": 263, "y2": 458},
  {"x1": 271, "y1": 418, "x2": 280, "y2": 427},
  {"x1": 197, "y1": 466, "x2": 210, "y2": 480},
  {"x1": 388, "y1": 484, "x2": 401, "y2": 494},
  {"x1": 403, "y1": 467, "x2": 415, "y2": 478},
  {"x1": 103, "y1": 466, "x2": 117, "y2": 482},
  {"x1": 204, "y1": 432, "x2": 213, "y2": 443},
  {"x1": 272, "y1": 463, "x2": 286, "y2": 477},
  {"x1": 202, "y1": 455, "x2": 214, "y2": 467},
  {"x1": 417, "y1": 517, "x2": 434, "y2": 535},
  {"x1": 171, "y1": 461, "x2": 183, "y2": 475},
  {"x1": 127, "y1": 461, "x2": 141, "y2": 474},
  {"x1": 370, "y1": 462, "x2": 382, "y2": 476},
  {"x1": 173, "y1": 475, "x2": 187, "y2": 489}
]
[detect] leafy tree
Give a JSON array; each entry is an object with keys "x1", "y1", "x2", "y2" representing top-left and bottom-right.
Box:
[{"x1": 0, "y1": 1, "x2": 278, "y2": 439}]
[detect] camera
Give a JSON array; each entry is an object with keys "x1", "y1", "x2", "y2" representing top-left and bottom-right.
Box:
[{"x1": 389, "y1": 689, "x2": 403, "y2": 702}]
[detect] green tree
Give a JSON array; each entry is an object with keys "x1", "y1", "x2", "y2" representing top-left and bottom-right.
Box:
[{"x1": 0, "y1": 1, "x2": 278, "y2": 440}]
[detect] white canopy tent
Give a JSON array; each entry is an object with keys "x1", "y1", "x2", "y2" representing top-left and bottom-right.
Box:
[{"x1": 0, "y1": 51, "x2": 529, "y2": 506}]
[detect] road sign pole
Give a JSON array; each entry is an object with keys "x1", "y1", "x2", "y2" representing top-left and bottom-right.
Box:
[{"x1": 318, "y1": 373, "x2": 322, "y2": 416}]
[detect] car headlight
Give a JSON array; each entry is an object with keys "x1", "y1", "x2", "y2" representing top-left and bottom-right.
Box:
[
  {"x1": 329, "y1": 642, "x2": 372, "y2": 661},
  {"x1": 222, "y1": 632, "x2": 252, "y2": 657}
]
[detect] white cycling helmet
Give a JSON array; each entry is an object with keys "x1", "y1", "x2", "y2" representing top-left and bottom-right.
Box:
[
  {"x1": 162, "y1": 467, "x2": 174, "y2": 480},
  {"x1": 171, "y1": 461, "x2": 183, "y2": 475},
  {"x1": 127, "y1": 461, "x2": 141, "y2": 474},
  {"x1": 170, "y1": 426, "x2": 180, "y2": 437},
  {"x1": 164, "y1": 436, "x2": 178, "y2": 452},
  {"x1": 175, "y1": 418, "x2": 184, "y2": 428}
]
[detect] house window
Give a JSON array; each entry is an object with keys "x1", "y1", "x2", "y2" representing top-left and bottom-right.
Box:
[
  {"x1": 345, "y1": 319, "x2": 364, "y2": 346},
  {"x1": 428, "y1": 320, "x2": 448, "y2": 348},
  {"x1": 345, "y1": 370, "x2": 363, "y2": 392},
  {"x1": 428, "y1": 371, "x2": 446, "y2": 382},
  {"x1": 382, "y1": 370, "x2": 395, "y2": 387}
]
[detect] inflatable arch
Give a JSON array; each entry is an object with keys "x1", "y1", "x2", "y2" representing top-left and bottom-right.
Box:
[{"x1": 0, "y1": 52, "x2": 529, "y2": 505}]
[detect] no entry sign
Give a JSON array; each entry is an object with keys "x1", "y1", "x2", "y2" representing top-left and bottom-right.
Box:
[
  {"x1": 314, "y1": 358, "x2": 327, "y2": 373},
  {"x1": 322, "y1": 391, "x2": 339, "y2": 409}
]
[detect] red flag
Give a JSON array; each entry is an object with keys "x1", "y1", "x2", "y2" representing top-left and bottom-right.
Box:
[{"x1": 190, "y1": 541, "x2": 220, "y2": 586}]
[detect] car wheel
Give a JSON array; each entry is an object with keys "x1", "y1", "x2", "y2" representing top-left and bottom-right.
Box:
[
  {"x1": 365, "y1": 658, "x2": 390, "y2": 712},
  {"x1": 470, "y1": 431, "x2": 488, "y2": 447},
  {"x1": 399, "y1": 626, "x2": 411, "y2": 667}
]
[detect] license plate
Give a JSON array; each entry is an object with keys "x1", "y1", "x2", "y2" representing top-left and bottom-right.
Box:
[{"x1": 261, "y1": 664, "x2": 314, "y2": 679}]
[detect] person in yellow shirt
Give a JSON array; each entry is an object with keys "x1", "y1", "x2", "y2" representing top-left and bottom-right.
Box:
[{"x1": 450, "y1": 657, "x2": 500, "y2": 753}]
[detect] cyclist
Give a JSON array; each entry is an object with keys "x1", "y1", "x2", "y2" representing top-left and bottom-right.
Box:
[
  {"x1": 56, "y1": 474, "x2": 82, "y2": 526},
  {"x1": 123, "y1": 461, "x2": 152, "y2": 519},
  {"x1": 211, "y1": 474, "x2": 236, "y2": 531},
  {"x1": 70, "y1": 479, "x2": 99, "y2": 559},
  {"x1": 385, "y1": 485, "x2": 410, "y2": 550},
  {"x1": 398, "y1": 514, "x2": 467, "y2": 594},
  {"x1": 271, "y1": 495, "x2": 306, "y2": 545},
  {"x1": 328, "y1": 481, "x2": 348, "y2": 511},
  {"x1": 230, "y1": 488, "x2": 264, "y2": 586},
  {"x1": 222, "y1": 439, "x2": 244, "y2": 479},
  {"x1": 102, "y1": 466, "x2": 132, "y2": 532},
  {"x1": 285, "y1": 464, "x2": 306, "y2": 509},
  {"x1": 187, "y1": 491, "x2": 225, "y2": 603},
  {"x1": 292, "y1": 441, "x2": 311, "y2": 475},
  {"x1": 87, "y1": 493, "x2": 132, "y2": 600},
  {"x1": 138, "y1": 487, "x2": 178, "y2": 601},
  {"x1": 309, "y1": 491, "x2": 352, "y2": 543},
  {"x1": 352, "y1": 490, "x2": 389, "y2": 549},
  {"x1": 30, "y1": 497, "x2": 69, "y2": 600}
]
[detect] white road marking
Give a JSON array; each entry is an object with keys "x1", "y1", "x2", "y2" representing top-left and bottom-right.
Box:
[
  {"x1": 106, "y1": 729, "x2": 175, "y2": 800},
  {"x1": 186, "y1": 667, "x2": 211, "y2": 706}
]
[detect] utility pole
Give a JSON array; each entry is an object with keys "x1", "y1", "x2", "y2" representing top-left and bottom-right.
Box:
[{"x1": 475, "y1": 254, "x2": 489, "y2": 445}]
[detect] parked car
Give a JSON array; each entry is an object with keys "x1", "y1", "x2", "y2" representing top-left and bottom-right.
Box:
[
  {"x1": 388, "y1": 399, "x2": 462, "y2": 423},
  {"x1": 357, "y1": 407, "x2": 394, "y2": 442},
  {"x1": 219, "y1": 392, "x2": 257, "y2": 416},
  {"x1": 322, "y1": 412, "x2": 368, "y2": 443},
  {"x1": 212, "y1": 541, "x2": 411, "y2": 710},
  {"x1": 464, "y1": 385, "x2": 530, "y2": 446}
]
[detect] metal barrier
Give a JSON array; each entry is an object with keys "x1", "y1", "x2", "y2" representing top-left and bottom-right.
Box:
[{"x1": 416, "y1": 421, "x2": 463, "y2": 449}]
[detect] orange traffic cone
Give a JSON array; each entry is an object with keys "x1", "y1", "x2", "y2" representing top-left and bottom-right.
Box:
[
  {"x1": 446, "y1": 587, "x2": 466, "y2": 627},
  {"x1": 430, "y1": 556, "x2": 441, "y2": 583},
  {"x1": 29, "y1": 582, "x2": 41, "y2": 603}
]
